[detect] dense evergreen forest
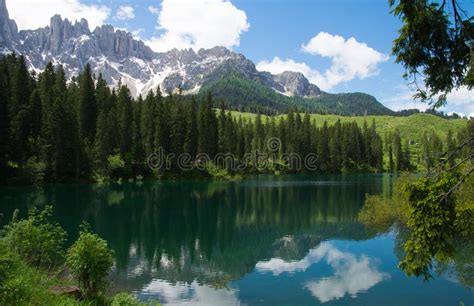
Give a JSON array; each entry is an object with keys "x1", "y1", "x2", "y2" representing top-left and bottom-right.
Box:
[
  {"x1": 199, "y1": 73, "x2": 393, "y2": 115},
  {"x1": 0, "y1": 54, "x2": 468, "y2": 184}
]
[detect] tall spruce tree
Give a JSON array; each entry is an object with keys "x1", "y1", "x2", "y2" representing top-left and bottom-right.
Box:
[
  {"x1": 198, "y1": 93, "x2": 218, "y2": 157},
  {"x1": 78, "y1": 64, "x2": 97, "y2": 143},
  {"x1": 318, "y1": 121, "x2": 330, "y2": 171},
  {"x1": 117, "y1": 85, "x2": 133, "y2": 155},
  {"x1": 141, "y1": 90, "x2": 157, "y2": 155},
  {"x1": 0, "y1": 63, "x2": 9, "y2": 177},
  {"x1": 184, "y1": 96, "x2": 198, "y2": 158},
  {"x1": 9, "y1": 56, "x2": 31, "y2": 165}
]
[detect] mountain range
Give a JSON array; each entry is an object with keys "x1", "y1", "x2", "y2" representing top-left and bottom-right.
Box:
[{"x1": 0, "y1": 0, "x2": 394, "y2": 115}]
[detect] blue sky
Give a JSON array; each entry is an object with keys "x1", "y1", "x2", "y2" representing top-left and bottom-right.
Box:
[{"x1": 7, "y1": 0, "x2": 474, "y2": 115}]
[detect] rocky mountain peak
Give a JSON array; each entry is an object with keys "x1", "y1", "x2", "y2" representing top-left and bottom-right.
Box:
[
  {"x1": 0, "y1": 0, "x2": 323, "y2": 99},
  {"x1": 274, "y1": 71, "x2": 321, "y2": 97},
  {"x1": 200, "y1": 46, "x2": 232, "y2": 58},
  {"x1": 93, "y1": 24, "x2": 155, "y2": 61},
  {"x1": 49, "y1": 15, "x2": 91, "y2": 54},
  {"x1": 0, "y1": 0, "x2": 17, "y2": 48}
]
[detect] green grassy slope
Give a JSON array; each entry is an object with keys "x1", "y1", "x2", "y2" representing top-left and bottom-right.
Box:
[{"x1": 229, "y1": 112, "x2": 466, "y2": 138}]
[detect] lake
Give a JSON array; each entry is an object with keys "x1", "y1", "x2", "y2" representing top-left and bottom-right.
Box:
[{"x1": 0, "y1": 174, "x2": 472, "y2": 305}]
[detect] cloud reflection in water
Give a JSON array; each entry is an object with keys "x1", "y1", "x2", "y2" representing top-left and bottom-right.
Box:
[
  {"x1": 141, "y1": 279, "x2": 240, "y2": 306},
  {"x1": 256, "y1": 241, "x2": 390, "y2": 303}
]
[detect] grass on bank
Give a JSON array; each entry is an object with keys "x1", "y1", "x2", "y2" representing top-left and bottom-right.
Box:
[{"x1": 0, "y1": 207, "x2": 160, "y2": 306}]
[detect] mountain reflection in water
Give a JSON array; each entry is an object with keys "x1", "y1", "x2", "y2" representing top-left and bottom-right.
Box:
[{"x1": 0, "y1": 174, "x2": 472, "y2": 305}]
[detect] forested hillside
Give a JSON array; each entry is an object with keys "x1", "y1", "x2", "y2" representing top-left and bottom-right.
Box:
[
  {"x1": 0, "y1": 54, "x2": 470, "y2": 184},
  {"x1": 227, "y1": 111, "x2": 467, "y2": 161},
  {"x1": 200, "y1": 74, "x2": 395, "y2": 115}
]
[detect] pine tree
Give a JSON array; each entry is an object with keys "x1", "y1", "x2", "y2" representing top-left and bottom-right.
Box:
[
  {"x1": 78, "y1": 63, "x2": 97, "y2": 143},
  {"x1": 184, "y1": 96, "x2": 198, "y2": 158},
  {"x1": 329, "y1": 120, "x2": 342, "y2": 172},
  {"x1": 362, "y1": 120, "x2": 371, "y2": 166},
  {"x1": 252, "y1": 112, "x2": 264, "y2": 152},
  {"x1": 9, "y1": 56, "x2": 32, "y2": 165},
  {"x1": 132, "y1": 95, "x2": 145, "y2": 173},
  {"x1": 169, "y1": 93, "x2": 186, "y2": 156},
  {"x1": 421, "y1": 130, "x2": 443, "y2": 171},
  {"x1": 117, "y1": 85, "x2": 133, "y2": 155},
  {"x1": 218, "y1": 102, "x2": 229, "y2": 153},
  {"x1": 37, "y1": 63, "x2": 56, "y2": 175},
  {"x1": 95, "y1": 104, "x2": 111, "y2": 172},
  {"x1": 392, "y1": 129, "x2": 403, "y2": 171},
  {"x1": 50, "y1": 67, "x2": 80, "y2": 181},
  {"x1": 95, "y1": 74, "x2": 110, "y2": 116},
  {"x1": 141, "y1": 90, "x2": 156, "y2": 154},
  {"x1": 94, "y1": 74, "x2": 114, "y2": 172},
  {"x1": 155, "y1": 88, "x2": 170, "y2": 154},
  {"x1": 369, "y1": 120, "x2": 383, "y2": 171},
  {"x1": 0, "y1": 63, "x2": 9, "y2": 177},
  {"x1": 301, "y1": 113, "x2": 312, "y2": 158},
  {"x1": 318, "y1": 121, "x2": 330, "y2": 171},
  {"x1": 29, "y1": 89, "x2": 41, "y2": 141},
  {"x1": 9, "y1": 56, "x2": 30, "y2": 116},
  {"x1": 198, "y1": 93, "x2": 218, "y2": 157}
]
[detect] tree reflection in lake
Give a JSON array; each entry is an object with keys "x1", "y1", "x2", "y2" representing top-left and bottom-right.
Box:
[{"x1": 0, "y1": 174, "x2": 472, "y2": 305}]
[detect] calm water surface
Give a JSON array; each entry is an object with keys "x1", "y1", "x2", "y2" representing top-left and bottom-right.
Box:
[{"x1": 0, "y1": 174, "x2": 472, "y2": 305}]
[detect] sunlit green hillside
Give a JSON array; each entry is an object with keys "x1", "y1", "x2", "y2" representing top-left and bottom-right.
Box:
[{"x1": 228, "y1": 111, "x2": 468, "y2": 161}]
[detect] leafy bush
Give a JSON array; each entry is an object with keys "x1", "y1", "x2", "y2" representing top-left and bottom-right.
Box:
[
  {"x1": 2, "y1": 206, "x2": 67, "y2": 267},
  {"x1": 107, "y1": 154, "x2": 126, "y2": 180},
  {"x1": 453, "y1": 171, "x2": 474, "y2": 238},
  {"x1": 66, "y1": 223, "x2": 113, "y2": 300},
  {"x1": 399, "y1": 173, "x2": 459, "y2": 280},
  {"x1": 206, "y1": 163, "x2": 242, "y2": 180},
  {"x1": 0, "y1": 247, "x2": 17, "y2": 299}
]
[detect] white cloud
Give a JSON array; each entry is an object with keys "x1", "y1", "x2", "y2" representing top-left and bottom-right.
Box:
[
  {"x1": 446, "y1": 86, "x2": 474, "y2": 106},
  {"x1": 383, "y1": 85, "x2": 474, "y2": 116},
  {"x1": 145, "y1": 0, "x2": 249, "y2": 52},
  {"x1": 382, "y1": 85, "x2": 430, "y2": 112},
  {"x1": 7, "y1": 0, "x2": 110, "y2": 30},
  {"x1": 148, "y1": 5, "x2": 160, "y2": 15},
  {"x1": 301, "y1": 32, "x2": 389, "y2": 89},
  {"x1": 257, "y1": 32, "x2": 388, "y2": 91},
  {"x1": 115, "y1": 5, "x2": 135, "y2": 21},
  {"x1": 131, "y1": 28, "x2": 144, "y2": 39}
]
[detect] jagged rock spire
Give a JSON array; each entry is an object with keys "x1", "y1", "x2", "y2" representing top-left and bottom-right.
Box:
[{"x1": 0, "y1": 0, "x2": 18, "y2": 48}]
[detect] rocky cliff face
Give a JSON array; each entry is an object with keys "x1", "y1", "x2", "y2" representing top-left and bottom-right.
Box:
[
  {"x1": 0, "y1": 1, "x2": 321, "y2": 98},
  {"x1": 0, "y1": 0, "x2": 18, "y2": 49}
]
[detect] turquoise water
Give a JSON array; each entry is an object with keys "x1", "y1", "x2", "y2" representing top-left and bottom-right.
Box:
[{"x1": 0, "y1": 174, "x2": 472, "y2": 305}]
